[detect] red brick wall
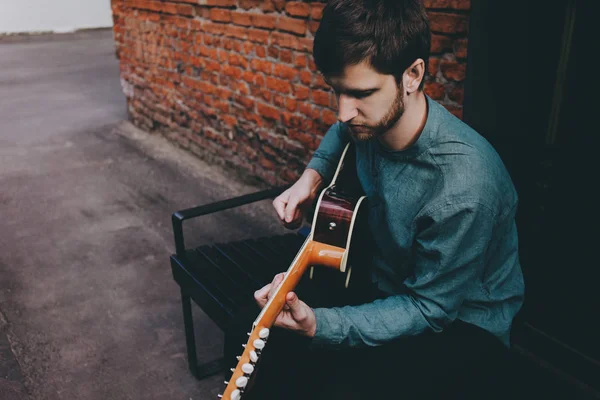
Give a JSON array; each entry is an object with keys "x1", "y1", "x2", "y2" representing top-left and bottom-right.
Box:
[{"x1": 111, "y1": 0, "x2": 470, "y2": 185}]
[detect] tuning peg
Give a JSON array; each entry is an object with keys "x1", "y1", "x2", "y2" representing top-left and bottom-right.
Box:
[
  {"x1": 253, "y1": 339, "x2": 265, "y2": 350},
  {"x1": 217, "y1": 395, "x2": 222, "y2": 399},
  {"x1": 247, "y1": 332, "x2": 251, "y2": 336},
  {"x1": 259, "y1": 328, "x2": 270, "y2": 339},
  {"x1": 230, "y1": 368, "x2": 235, "y2": 372},
  {"x1": 241, "y1": 363, "x2": 254, "y2": 375},
  {"x1": 224, "y1": 380, "x2": 229, "y2": 385},
  {"x1": 231, "y1": 389, "x2": 241, "y2": 400},
  {"x1": 249, "y1": 350, "x2": 258, "y2": 363},
  {"x1": 236, "y1": 376, "x2": 248, "y2": 388},
  {"x1": 242, "y1": 344, "x2": 246, "y2": 348},
  {"x1": 236, "y1": 356, "x2": 241, "y2": 361}
]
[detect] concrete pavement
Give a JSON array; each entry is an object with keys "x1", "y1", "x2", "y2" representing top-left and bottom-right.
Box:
[{"x1": 0, "y1": 29, "x2": 287, "y2": 400}]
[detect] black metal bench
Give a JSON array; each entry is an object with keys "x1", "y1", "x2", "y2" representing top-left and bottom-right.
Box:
[
  {"x1": 169, "y1": 186, "x2": 600, "y2": 399},
  {"x1": 170, "y1": 184, "x2": 293, "y2": 379}
]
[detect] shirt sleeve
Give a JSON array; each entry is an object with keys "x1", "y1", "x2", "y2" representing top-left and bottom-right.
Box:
[
  {"x1": 305, "y1": 121, "x2": 350, "y2": 183},
  {"x1": 308, "y1": 201, "x2": 496, "y2": 349}
]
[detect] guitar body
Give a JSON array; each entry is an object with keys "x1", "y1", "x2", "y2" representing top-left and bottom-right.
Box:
[{"x1": 219, "y1": 141, "x2": 369, "y2": 400}]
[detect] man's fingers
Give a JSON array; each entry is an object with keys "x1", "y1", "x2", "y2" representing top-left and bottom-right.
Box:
[
  {"x1": 273, "y1": 190, "x2": 290, "y2": 221},
  {"x1": 254, "y1": 282, "x2": 273, "y2": 306},
  {"x1": 284, "y1": 197, "x2": 300, "y2": 223}
]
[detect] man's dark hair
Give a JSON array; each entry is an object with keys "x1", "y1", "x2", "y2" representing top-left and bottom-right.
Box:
[{"x1": 313, "y1": 0, "x2": 431, "y2": 90}]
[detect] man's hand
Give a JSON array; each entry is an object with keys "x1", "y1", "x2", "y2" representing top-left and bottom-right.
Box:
[
  {"x1": 254, "y1": 273, "x2": 316, "y2": 338},
  {"x1": 273, "y1": 168, "x2": 324, "y2": 230}
]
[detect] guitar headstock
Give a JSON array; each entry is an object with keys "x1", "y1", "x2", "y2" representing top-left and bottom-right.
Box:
[{"x1": 218, "y1": 326, "x2": 270, "y2": 400}]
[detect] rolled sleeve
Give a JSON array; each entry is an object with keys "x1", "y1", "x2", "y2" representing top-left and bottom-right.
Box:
[
  {"x1": 307, "y1": 201, "x2": 497, "y2": 349},
  {"x1": 305, "y1": 121, "x2": 349, "y2": 183}
]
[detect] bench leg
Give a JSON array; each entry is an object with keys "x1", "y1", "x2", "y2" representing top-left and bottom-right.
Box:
[{"x1": 180, "y1": 290, "x2": 226, "y2": 380}]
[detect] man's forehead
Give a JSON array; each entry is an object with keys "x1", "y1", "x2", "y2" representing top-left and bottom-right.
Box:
[{"x1": 321, "y1": 61, "x2": 386, "y2": 90}]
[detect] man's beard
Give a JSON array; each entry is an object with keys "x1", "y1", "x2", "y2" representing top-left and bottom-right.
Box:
[{"x1": 348, "y1": 84, "x2": 405, "y2": 142}]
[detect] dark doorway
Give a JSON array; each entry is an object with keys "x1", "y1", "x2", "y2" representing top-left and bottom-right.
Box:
[{"x1": 463, "y1": 0, "x2": 596, "y2": 392}]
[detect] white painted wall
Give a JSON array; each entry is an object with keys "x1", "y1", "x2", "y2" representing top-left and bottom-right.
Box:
[{"x1": 0, "y1": 0, "x2": 113, "y2": 34}]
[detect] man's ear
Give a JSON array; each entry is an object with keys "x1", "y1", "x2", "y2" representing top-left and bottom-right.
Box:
[{"x1": 403, "y1": 58, "x2": 425, "y2": 95}]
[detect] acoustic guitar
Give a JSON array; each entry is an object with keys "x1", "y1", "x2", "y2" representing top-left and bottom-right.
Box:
[{"x1": 218, "y1": 141, "x2": 368, "y2": 400}]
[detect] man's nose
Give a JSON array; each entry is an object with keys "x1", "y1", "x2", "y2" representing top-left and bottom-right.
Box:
[{"x1": 337, "y1": 95, "x2": 359, "y2": 123}]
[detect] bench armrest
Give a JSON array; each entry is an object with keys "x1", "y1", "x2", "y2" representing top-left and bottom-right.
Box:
[{"x1": 171, "y1": 184, "x2": 292, "y2": 257}]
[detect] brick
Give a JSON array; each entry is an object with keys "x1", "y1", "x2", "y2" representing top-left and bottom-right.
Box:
[
  {"x1": 285, "y1": 2, "x2": 311, "y2": 17},
  {"x1": 299, "y1": 70, "x2": 312, "y2": 85},
  {"x1": 221, "y1": 114, "x2": 237, "y2": 127},
  {"x1": 233, "y1": 81, "x2": 250, "y2": 95},
  {"x1": 311, "y1": 90, "x2": 330, "y2": 107},
  {"x1": 231, "y1": 12, "x2": 253, "y2": 26},
  {"x1": 285, "y1": 97, "x2": 297, "y2": 112},
  {"x1": 428, "y1": 57, "x2": 440, "y2": 77},
  {"x1": 241, "y1": 41, "x2": 254, "y2": 54},
  {"x1": 293, "y1": 85, "x2": 310, "y2": 100},
  {"x1": 241, "y1": 70, "x2": 256, "y2": 84},
  {"x1": 252, "y1": 14, "x2": 277, "y2": 30},
  {"x1": 203, "y1": 22, "x2": 226, "y2": 35},
  {"x1": 234, "y1": 95, "x2": 255, "y2": 110},
  {"x1": 225, "y1": 26, "x2": 249, "y2": 40},
  {"x1": 274, "y1": 64, "x2": 298, "y2": 80},
  {"x1": 254, "y1": 73, "x2": 265, "y2": 86},
  {"x1": 440, "y1": 59, "x2": 466, "y2": 81},
  {"x1": 258, "y1": 102, "x2": 281, "y2": 121},
  {"x1": 423, "y1": 0, "x2": 470, "y2": 10},
  {"x1": 279, "y1": 49, "x2": 293, "y2": 63},
  {"x1": 297, "y1": 37, "x2": 313, "y2": 52},
  {"x1": 238, "y1": 0, "x2": 262, "y2": 9},
  {"x1": 205, "y1": 59, "x2": 221, "y2": 72},
  {"x1": 310, "y1": 3, "x2": 325, "y2": 20},
  {"x1": 424, "y1": 81, "x2": 445, "y2": 100},
  {"x1": 247, "y1": 28, "x2": 270, "y2": 44},
  {"x1": 223, "y1": 65, "x2": 243, "y2": 79},
  {"x1": 271, "y1": 31, "x2": 298, "y2": 50},
  {"x1": 454, "y1": 38, "x2": 468, "y2": 59},
  {"x1": 288, "y1": 129, "x2": 316, "y2": 150},
  {"x1": 258, "y1": 156, "x2": 277, "y2": 170},
  {"x1": 250, "y1": 59, "x2": 274, "y2": 74},
  {"x1": 294, "y1": 53, "x2": 307, "y2": 68},
  {"x1": 429, "y1": 12, "x2": 469, "y2": 34},
  {"x1": 274, "y1": 94, "x2": 286, "y2": 108},
  {"x1": 321, "y1": 109, "x2": 337, "y2": 126},
  {"x1": 271, "y1": 0, "x2": 286, "y2": 12},
  {"x1": 210, "y1": 8, "x2": 231, "y2": 22},
  {"x1": 266, "y1": 76, "x2": 292, "y2": 94},
  {"x1": 256, "y1": 46, "x2": 267, "y2": 58},
  {"x1": 431, "y1": 34, "x2": 452, "y2": 54},
  {"x1": 160, "y1": 2, "x2": 179, "y2": 14},
  {"x1": 277, "y1": 16, "x2": 307, "y2": 35},
  {"x1": 229, "y1": 53, "x2": 249, "y2": 68},
  {"x1": 176, "y1": 4, "x2": 194, "y2": 16},
  {"x1": 201, "y1": 0, "x2": 237, "y2": 6}
]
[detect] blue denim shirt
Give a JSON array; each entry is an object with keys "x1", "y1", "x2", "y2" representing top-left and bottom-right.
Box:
[{"x1": 305, "y1": 96, "x2": 525, "y2": 349}]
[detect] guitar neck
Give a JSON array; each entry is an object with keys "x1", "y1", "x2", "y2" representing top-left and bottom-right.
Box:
[{"x1": 253, "y1": 233, "x2": 314, "y2": 330}]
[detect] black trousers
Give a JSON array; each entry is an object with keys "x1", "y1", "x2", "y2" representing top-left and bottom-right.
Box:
[{"x1": 224, "y1": 278, "x2": 512, "y2": 400}]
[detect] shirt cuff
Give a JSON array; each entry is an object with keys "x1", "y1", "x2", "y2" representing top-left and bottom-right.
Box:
[{"x1": 307, "y1": 307, "x2": 343, "y2": 350}]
